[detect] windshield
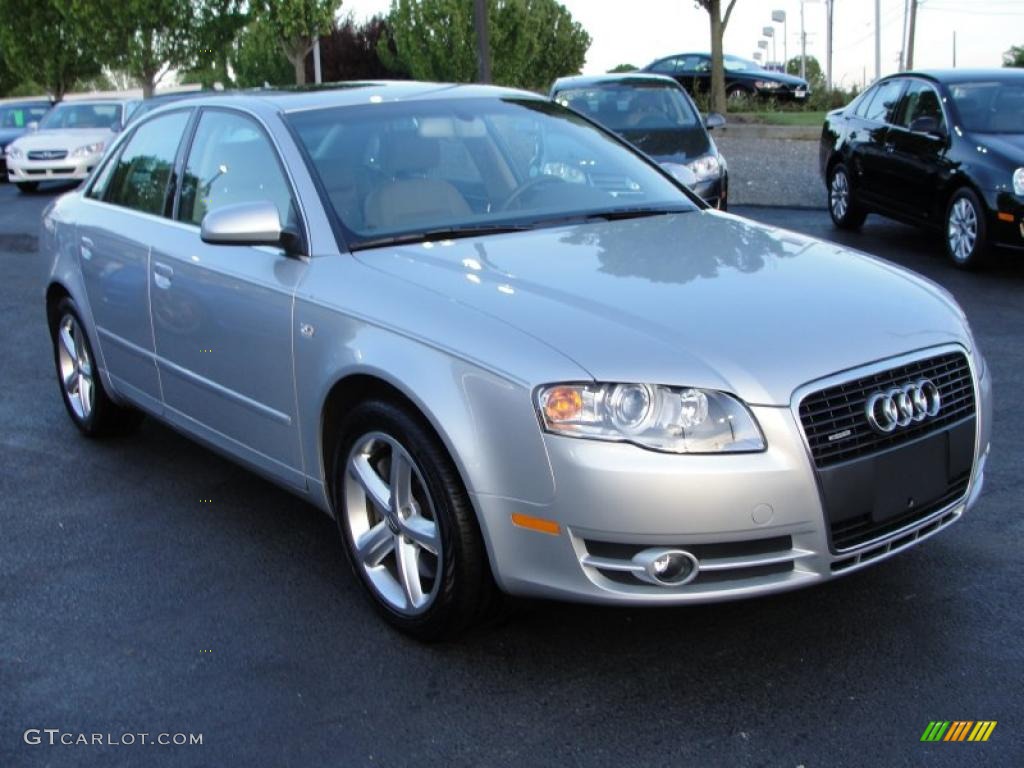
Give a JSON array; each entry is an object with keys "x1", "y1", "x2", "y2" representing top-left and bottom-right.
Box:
[
  {"x1": 0, "y1": 104, "x2": 49, "y2": 129},
  {"x1": 39, "y1": 103, "x2": 121, "y2": 130},
  {"x1": 724, "y1": 55, "x2": 761, "y2": 72},
  {"x1": 949, "y1": 81, "x2": 1024, "y2": 134},
  {"x1": 287, "y1": 97, "x2": 695, "y2": 249}
]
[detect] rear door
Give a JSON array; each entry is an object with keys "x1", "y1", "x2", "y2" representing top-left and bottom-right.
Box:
[
  {"x1": 884, "y1": 79, "x2": 952, "y2": 221},
  {"x1": 150, "y1": 108, "x2": 308, "y2": 488},
  {"x1": 77, "y1": 109, "x2": 192, "y2": 412}
]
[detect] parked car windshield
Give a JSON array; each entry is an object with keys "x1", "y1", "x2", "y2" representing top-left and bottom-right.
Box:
[
  {"x1": 287, "y1": 97, "x2": 696, "y2": 249},
  {"x1": 0, "y1": 104, "x2": 49, "y2": 129},
  {"x1": 948, "y1": 81, "x2": 1024, "y2": 134},
  {"x1": 555, "y1": 82, "x2": 710, "y2": 160},
  {"x1": 39, "y1": 103, "x2": 121, "y2": 130}
]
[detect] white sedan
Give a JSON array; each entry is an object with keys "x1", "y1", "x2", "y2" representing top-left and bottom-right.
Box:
[{"x1": 5, "y1": 100, "x2": 129, "y2": 192}]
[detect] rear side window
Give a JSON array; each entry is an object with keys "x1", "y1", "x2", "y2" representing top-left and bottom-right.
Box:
[
  {"x1": 861, "y1": 79, "x2": 905, "y2": 123},
  {"x1": 177, "y1": 110, "x2": 295, "y2": 228},
  {"x1": 103, "y1": 111, "x2": 190, "y2": 216}
]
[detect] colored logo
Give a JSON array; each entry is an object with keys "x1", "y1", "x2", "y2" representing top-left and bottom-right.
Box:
[{"x1": 921, "y1": 721, "x2": 997, "y2": 742}]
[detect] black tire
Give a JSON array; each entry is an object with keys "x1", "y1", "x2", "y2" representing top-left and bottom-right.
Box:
[
  {"x1": 726, "y1": 85, "x2": 753, "y2": 104},
  {"x1": 16, "y1": 182, "x2": 39, "y2": 193},
  {"x1": 944, "y1": 187, "x2": 990, "y2": 270},
  {"x1": 50, "y1": 297, "x2": 143, "y2": 437},
  {"x1": 331, "y1": 399, "x2": 499, "y2": 641},
  {"x1": 718, "y1": 173, "x2": 729, "y2": 211},
  {"x1": 827, "y1": 163, "x2": 867, "y2": 230}
]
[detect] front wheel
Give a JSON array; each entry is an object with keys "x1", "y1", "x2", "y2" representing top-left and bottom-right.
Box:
[
  {"x1": 828, "y1": 163, "x2": 867, "y2": 230},
  {"x1": 332, "y1": 399, "x2": 498, "y2": 641},
  {"x1": 945, "y1": 188, "x2": 990, "y2": 270},
  {"x1": 51, "y1": 297, "x2": 143, "y2": 437}
]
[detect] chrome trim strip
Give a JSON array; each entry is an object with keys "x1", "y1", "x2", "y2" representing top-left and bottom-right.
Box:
[
  {"x1": 580, "y1": 555, "x2": 644, "y2": 574},
  {"x1": 157, "y1": 355, "x2": 292, "y2": 426},
  {"x1": 699, "y1": 549, "x2": 813, "y2": 571}
]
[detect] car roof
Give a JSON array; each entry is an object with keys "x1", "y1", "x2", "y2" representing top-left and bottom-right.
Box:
[
  {"x1": 148, "y1": 81, "x2": 547, "y2": 116},
  {"x1": 0, "y1": 98, "x2": 53, "y2": 106},
  {"x1": 891, "y1": 69, "x2": 1024, "y2": 85},
  {"x1": 55, "y1": 98, "x2": 132, "y2": 106},
  {"x1": 551, "y1": 73, "x2": 681, "y2": 92}
]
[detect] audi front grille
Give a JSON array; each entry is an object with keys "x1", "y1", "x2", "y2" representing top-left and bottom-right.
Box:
[{"x1": 798, "y1": 351, "x2": 975, "y2": 470}]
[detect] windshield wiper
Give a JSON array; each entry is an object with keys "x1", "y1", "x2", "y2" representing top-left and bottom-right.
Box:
[
  {"x1": 531, "y1": 206, "x2": 693, "y2": 228},
  {"x1": 351, "y1": 224, "x2": 534, "y2": 251}
]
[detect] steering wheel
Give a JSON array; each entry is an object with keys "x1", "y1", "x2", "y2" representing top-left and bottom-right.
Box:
[{"x1": 499, "y1": 175, "x2": 569, "y2": 211}]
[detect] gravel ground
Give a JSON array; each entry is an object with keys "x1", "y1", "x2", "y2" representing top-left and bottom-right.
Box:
[{"x1": 715, "y1": 135, "x2": 826, "y2": 208}]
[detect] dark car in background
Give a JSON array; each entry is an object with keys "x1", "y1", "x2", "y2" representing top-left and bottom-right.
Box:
[
  {"x1": 551, "y1": 73, "x2": 728, "y2": 209},
  {"x1": 820, "y1": 69, "x2": 1024, "y2": 269},
  {"x1": 643, "y1": 53, "x2": 810, "y2": 103},
  {"x1": 0, "y1": 99, "x2": 54, "y2": 178}
]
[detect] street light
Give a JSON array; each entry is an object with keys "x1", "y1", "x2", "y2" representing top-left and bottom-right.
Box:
[
  {"x1": 772, "y1": 10, "x2": 787, "y2": 73},
  {"x1": 762, "y1": 26, "x2": 775, "y2": 70}
]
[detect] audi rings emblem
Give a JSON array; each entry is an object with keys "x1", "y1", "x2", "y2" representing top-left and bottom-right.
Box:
[{"x1": 865, "y1": 379, "x2": 942, "y2": 434}]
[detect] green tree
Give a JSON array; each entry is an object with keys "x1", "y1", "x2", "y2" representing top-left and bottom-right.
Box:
[
  {"x1": 0, "y1": 0, "x2": 100, "y2": 100},
  {"x1": 381, "y1": 0, "x2": 590, "y2": 90},
  {"x1": 76, "y1": 0, "x2": 197, "y2": 98},
  {"x1": 1004, "y1": 45, "x2": 1024, "y2": 68},
  {"x1": 259, "y1": 0, "x2": 342, "y2": 85},
  {"x1": 694, "y1": 0, "x2": 739, "y2": 114},
  {"x1": 0, "y1": 40, "x2": 19, "y2": 96},
  {"x1": 607, "y1": 63, "x2": 638, "y2": 73},
  {"x1": 232, "y1": 19, "x2": 294, "y2": 87},
  {"x1": 786, "y1": 55, "x2": 823, "y2": 90},
  {"x1": 183, "y1": 0, "x2": 250, "y2": 88}
]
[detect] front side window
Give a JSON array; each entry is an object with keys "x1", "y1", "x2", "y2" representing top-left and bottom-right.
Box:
[
  {"x1": 724, "y1": 55, "x2": 760, "y2": 72},
  {"x1": 894, "y1": 81, "x2": 946, "y2": 131},
  {"x1": 649, "y1": 57, "x2": 681, "y2": 75},
  {"x1": 287, "y1": 97, "x2": 697, "y2": 249},
  {"x1": 102, "y1": 111, "x2": 190, "y2": 215},
  {"x1": 862, "y1": 79, "x2": 905, "y2": 123},
  {"x1": 178, "y1": 110, "x2": 296, "y2": 227},
  {"x1": 678, "y1": 55, "x2": 710, "y2": 73},
  {"x1": 39, "y1": 103, "x2": 122, "y2": 130}
]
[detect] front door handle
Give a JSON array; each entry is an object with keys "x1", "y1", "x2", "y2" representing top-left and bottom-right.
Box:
[
  {"x1": 80, "y1": 236, "x2": 94, "y2": 261},
  {"x1": 884, "y1": 142, "x2": 896, "y2": 153},
  {"x1": 153, "y1": 261, "x2": 173, "y2": 290}
]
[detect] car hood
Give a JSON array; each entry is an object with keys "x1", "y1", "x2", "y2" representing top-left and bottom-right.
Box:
[
  {"x1": 737, "y1": 70, "x2": 807, "y2": 88},
  {"x1": 972, "y1": 132, "x2": 1024, "y2": 163},
  {"x1": 354, "y1": 212, "x2": 969, "y2": 405},
  {"x1": 10, "y1": 128, "x2": 114, "y2": 151}
]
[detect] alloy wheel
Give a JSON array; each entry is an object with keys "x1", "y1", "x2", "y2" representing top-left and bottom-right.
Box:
[
  {"x1": 948, "y1": 197, "x2": 978, "y2": 264},
  {"x1": 343, "y1": 432, "x2": 442, "y2": 616},
  {"x1": 57, "y1": 315, "x2": 94, "y2": 421},
  {"x1": 830, "y1": 170, "x2": 850, "y2": 220}
]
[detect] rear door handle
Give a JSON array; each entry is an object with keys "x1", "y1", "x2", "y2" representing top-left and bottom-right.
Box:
[{"x1": 153, "y1": 261, "x2": 173, "y2": 290}]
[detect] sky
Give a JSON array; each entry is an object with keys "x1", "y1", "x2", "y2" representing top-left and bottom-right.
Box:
[{"x1": 339, "y1": 0, "x2": 1024, "y2": 89}]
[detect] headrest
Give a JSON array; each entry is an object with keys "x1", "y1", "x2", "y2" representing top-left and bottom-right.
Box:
[{"x1": 380, "y1": 132, "x2": 440, "y2": 175}]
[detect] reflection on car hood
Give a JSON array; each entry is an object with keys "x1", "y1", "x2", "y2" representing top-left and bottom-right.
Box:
[
  {"x1": 618, "y1": 127, "x2": 711, "y2": 164},
  {"x1": 10, "y1": 128, "x2": 114, "y2": 151},
  {"x1": 974, "y1": 132, "x2": 1024, "y2": 162},
  {"x1": 355, "y1": 212, "x2": 969, "y2": 405}
]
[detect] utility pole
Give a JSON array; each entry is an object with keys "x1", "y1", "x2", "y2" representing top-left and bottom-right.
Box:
[
  {"x1": 313, "y1": 38, "x2": 322, "y2": 84},
  {"x1": 800, "y1": 1, "x2": 807, "y2": 80},
  {"x1": 899, "y1": 0, "x2": 910, "y2": 71},
  {"x1": 875, "y1": 0, "x2": 881, "y2": 81},
  {"x1": 906, "y1": 0, "x2": 918, "y2": 71},
  {"x1": 953, "y1": 30, "x2": 957, "y2": 67},
  {"x1": 826, "y1": 0, "x2": 834, "y2": 90},
  {"x1": 474, "y1": 0, "x2": 492, "y2": 84}
]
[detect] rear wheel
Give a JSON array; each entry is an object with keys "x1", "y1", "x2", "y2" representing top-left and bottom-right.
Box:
[
  {"x1": 16, "y1": 182, "x2": 38, "y2": 193},
  {"x1": 51, "y1": 297, "x2": 143, "y2": 437},
  {"x1": 828, "y1": 163, "x2": 867, "y2": 230},
  {"x1": 332, "y1": 399, "x2": 498, "y2": 641},
  {"x1": 945, "y1": 188, "x2": 989, "y2": 270}
]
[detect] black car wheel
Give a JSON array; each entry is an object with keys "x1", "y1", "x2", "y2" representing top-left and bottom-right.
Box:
[
  {"x1": 944, "y1": 188, "x2": 989, "y2": 270},
  {"x1": 827, "y1": 164, "x2": 867, "y2": 230},
  {"x1": 16, "y1": 182, "x2": 39, "y2": 193},
  {"x1": 726, "y1": 85, "x2": 752, "y2": 103}
]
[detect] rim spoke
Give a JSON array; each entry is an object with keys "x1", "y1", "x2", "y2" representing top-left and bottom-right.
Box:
[
  {"x1": 350, "y1": 453, "x2": 391, "y2": 512},
  {"x1": 401, "y1": 514, "x2": 440, "y2": 556},
  {"x1": 355, "y1": 521, "x2": 395, "y2": 567},
  {"x1": 79, "y1": 375, "x2": 93, "y2": 414},
  {"x1": 389, "y1": 448, "x2": 413, "y2": 515},
  {"x1": 59, "y1": 324, "x2": 76, "y2": 360},
  {"x1": 395, "y1": 537, "x2": 425, "y2": 608},
  {"x1": 63, "y1": 367, "x2": 77, "y2": 391}
]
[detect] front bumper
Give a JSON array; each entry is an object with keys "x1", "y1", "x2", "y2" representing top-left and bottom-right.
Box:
[
  {"x1": 7, "y1": 155, "x2": 99, "y2": 184},
  {"x1": 989, "y1": 191, "x2": 1024, "y2": 252},
  {"x1": 692, "y1": 175, "x2": 727, "y2": 209},
  {"x1": 474, "y1": 347, "x2": 991, "y2": 605}
]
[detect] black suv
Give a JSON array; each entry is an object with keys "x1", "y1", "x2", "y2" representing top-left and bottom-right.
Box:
[
  {"x1": 820, "y1": 69, "x2": 1024, "y2": 269},
  {"x1": 643, "y1": 53, "x2": 810, "y2": 103}
]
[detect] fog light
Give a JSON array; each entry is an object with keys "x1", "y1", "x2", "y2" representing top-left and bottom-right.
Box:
[{"x1": 633, "y1": 548, "x2": 699, "y2": 586}]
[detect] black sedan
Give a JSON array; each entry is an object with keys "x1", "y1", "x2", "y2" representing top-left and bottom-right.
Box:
[
  {"x1": 643, "y1": 53, "x2": 809, "y2": 103},
  {"x1": 551, "y1": 73, "x2": 729, "y2": 209},
  {"x1": 820, "y1": 69, "x2": 1024, "y2": 269}
]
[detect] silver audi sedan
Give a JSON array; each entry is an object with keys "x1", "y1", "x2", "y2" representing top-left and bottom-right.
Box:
[{"x1": 42, "y1": 83, "x2": 993, "y2": 639}]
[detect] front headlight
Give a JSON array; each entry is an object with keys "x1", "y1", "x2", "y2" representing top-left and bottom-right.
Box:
[
  {"x1": 1013, "y1": 167, "x2": 1024, "y2": 196},
  {"x1": 71, "y1": 142, "x2": 105, "y2": 158},
  {"x1": 754, "y1": 80, "x2": 783, "y2": 90},
  {"x1": 6, "y1": 145, "x2": 23, "y2": 159},
  {"x1": 686, "y1": 153, "x2": 722, "y2": 182},
  {"x1": 536, "y1": 382, "x2": 765, "y2": 454}
]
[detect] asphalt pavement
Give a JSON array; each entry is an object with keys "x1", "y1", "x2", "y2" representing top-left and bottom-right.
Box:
[{"x1": 1, "y1": 181, "x2": 1022, "y2": 768}]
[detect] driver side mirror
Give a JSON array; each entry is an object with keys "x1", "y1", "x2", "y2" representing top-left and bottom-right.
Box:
[
  {"x1": 200, "y1": 201, "x2": 303, "y2": 254},
  {"x1": 909, "y1": 115, "x2": 945, "y2": 139},
  {"x1": 704, "y1": 112, "x2": 726, "y2": 130}
]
